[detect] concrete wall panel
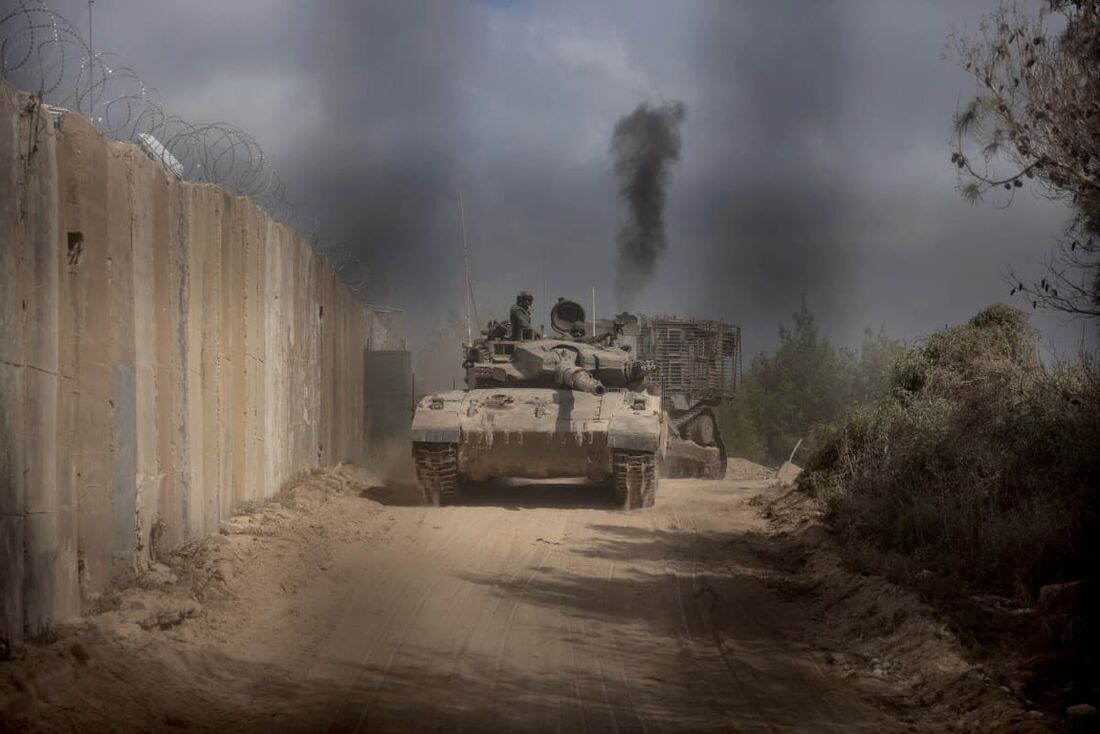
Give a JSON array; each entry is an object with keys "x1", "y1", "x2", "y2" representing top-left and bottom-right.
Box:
[
  {"x1": 62, "y1": 112, "x2": 113, "y2": 599},
  {"x1": 198, "y1": 187, "x2": 223, "y2": 534},
  {"x1": 0, "y1": 80, "x2": 373, "y2": 641},
  {"x1": 0, "y1": 88, "x2": 24, "y2": 369},
  {"x1": 106, "y1": 144, "x2": 136, "y2": 585},
  {"x1": 157, "y1": 176, "x2": 190, "y2": 548},
  {"x1": 184, "y1": 185, "x2": 207, "y2": 538},
  {"x1": 129, "y1": 150, "x2": 160, "y2": 563},
  {"x1": 263, "y1": 224, "x2": 289, "y2": 495},
  {"x1": 53, "y1": 105, "x2": 79, "y2": 626},
  {"x1": 220, "y1": 193, "x2": 245, "y2": 519},
  {"x1": 20, "y1": 93, "x2": 71, "y2": 627},
  {"x1": 23, "y1": 512, "x2": 59, "y2": 637},
  {"x1": 0, "y1": 362, "x2": 25, "y2": 652},
  {"x1": 0, "y1": 514, "x2": 24, "y2": 652},
  {"x1": 0, "y1": 364, "x2": 25, "y2": 516},
  {"x1": 0, "y1": 89, "x2": 25, "y2": 647},
  {"x1": 242, "y1": 204, "x2": 267, "y2": 505},
  {"x1": 109, "y1": 364, "x2": 137, "y2": 580}
]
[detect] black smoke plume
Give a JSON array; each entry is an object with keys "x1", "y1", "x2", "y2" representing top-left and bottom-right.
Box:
[{"x1": 610, "y1": 100, "x2": 687, "y2": 309}]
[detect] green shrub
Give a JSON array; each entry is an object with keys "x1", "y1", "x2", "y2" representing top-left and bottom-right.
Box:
[
  {"x1": 720, "y1": 299, "x2": 905, "y2": 466},
  {"x1": 799, "y1": 305, "x2": 1100, "y2": 600}
]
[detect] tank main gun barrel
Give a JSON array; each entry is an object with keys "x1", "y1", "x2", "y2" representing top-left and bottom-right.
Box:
[{"x1": 556, "y1": 365, "x2": 606, "y2": 395}]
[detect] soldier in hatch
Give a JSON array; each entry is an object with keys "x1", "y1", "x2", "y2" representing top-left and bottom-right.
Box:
[{"x1": 510, "y1": 291, "x2": 534, "y2": 340}]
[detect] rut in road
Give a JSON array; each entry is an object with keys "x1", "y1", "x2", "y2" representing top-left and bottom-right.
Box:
[{"x1": 290, "y1": 477, "x2": 897, "y2": 734}]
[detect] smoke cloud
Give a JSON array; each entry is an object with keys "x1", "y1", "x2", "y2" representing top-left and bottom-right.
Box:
[
  {"x1": 47, "y1": 0, "x2": 1089, "y2": 359},
  {"x1": 611, "y1": 100, "x2": 686, "y2": 310}
]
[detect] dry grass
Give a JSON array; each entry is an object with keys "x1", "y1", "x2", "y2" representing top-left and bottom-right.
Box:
[{"x1": 799, "y1": 304, "x2": 1099, "y2": 643}]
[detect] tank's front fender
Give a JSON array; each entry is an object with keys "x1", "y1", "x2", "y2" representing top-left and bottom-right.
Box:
[
  {"x1": 607, "y1": 416, "x2": 661, "y2": 452},
  {"x1": 411, "y1": 426, "x2": 461, "y2": 443},
  {"x1": 410, "y1": 392, "x2": 464, "y2": 444}
]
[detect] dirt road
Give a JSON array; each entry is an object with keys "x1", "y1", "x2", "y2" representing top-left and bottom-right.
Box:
[
  {"x1": 301, "y1": 476, "x2": 904, "y2": 734},
  {"x1": 6, "y1": 468, "x2": 1015, "y2": 733}
]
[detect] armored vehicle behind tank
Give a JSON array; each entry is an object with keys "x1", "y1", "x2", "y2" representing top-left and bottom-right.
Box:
[
  {"x1": 566, "y1": 311, "x2": 740, "y2": 478},
  {"x1": 613, "y1": 313, "x2": 740, "y2": 478},
  {"x1": 410, "y1": 299, "x2": 663, "y2": 509}
]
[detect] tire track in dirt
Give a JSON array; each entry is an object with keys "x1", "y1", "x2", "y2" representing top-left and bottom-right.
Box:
[
  {"x1": 349, "y1": 574, "x2": 446, "y2": 733},
  {"x1": 425, "y1": 512, "x2": 548, "y2": 731},
  {"x1": 676, "y1": 507, "x2": 780, "y2": 734},
  {"x1": 475, "y1": 510, "x2": 565, "y2": 732},
  {"x1": 684, "y1": 505, "x2": 892, "y2": 733},
  {"x1": 320, "y1": 505, "x2": 486, "y2": 731},
  {"x1": 601, "y1": 556, "x2": 649, "y2": 734},
  {"x1": 660, "y1": 503, "x2": 757, "y2": 731},
  {"x1": 565, "y1": 525, "x2": 629, "y2": 733},
  {"x1": 691, "y1": 519, "x2": 854, "y2": 730}
]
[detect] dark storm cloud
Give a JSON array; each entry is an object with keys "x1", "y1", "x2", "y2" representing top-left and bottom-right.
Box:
[
  {"x1": 18, "y1": 0, "x2": 1092, "y2": 363},
  {"x1": 675, "y1": 0, "x2": 1088, "y2": 353},
  {"x1": 683, "y1": 1, "x2": 857, "y2": 343},
  {"x1": 610, "y1": 100, "x2": 686, "y2": 309},
  {"x1": 37, "y1": 0, "x2": 477, "y2": 312},
  {"x1": 282, "y1": 1, "x2": 474, "y2": 306}
]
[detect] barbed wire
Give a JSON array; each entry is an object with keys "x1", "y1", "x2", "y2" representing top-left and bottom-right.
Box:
[
  {"x1": 319, "y1": 242, "x2": 371, "y2": 302},
  {"x1": 0, "y1": 0, "x2": 293, "y2": 223},
  {"x1": 0, "y1": 0, "x2": 384, "y2": 304}
]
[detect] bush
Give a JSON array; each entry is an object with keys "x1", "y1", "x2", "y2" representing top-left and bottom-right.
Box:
[
  {"x1": 720, "y1": 299, "x2": 904, "y2": 466},
  {"x1": 799, "y1": 304, "x2": 1100, "y2": 601}
]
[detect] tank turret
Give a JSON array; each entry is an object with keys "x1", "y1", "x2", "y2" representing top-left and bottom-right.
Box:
[{"x1": 463, "y1": 299, "x2": 651, "y2": 393}]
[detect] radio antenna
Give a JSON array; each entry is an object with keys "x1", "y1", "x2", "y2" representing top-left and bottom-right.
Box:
[{"x1": 459, "y1": 183, "x2": 473, "y2": 345}]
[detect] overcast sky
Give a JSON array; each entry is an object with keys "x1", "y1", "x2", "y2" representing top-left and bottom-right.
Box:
[{"x1": 15, "y1": 0, "x2": 1098, "y2": 363}]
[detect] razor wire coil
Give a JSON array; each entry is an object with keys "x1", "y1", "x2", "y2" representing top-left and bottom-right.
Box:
[
  {"x1": 0, "y1": 0, "x2": 293, "y2": 224},
  {"x1": 319, "y1": 242, "x2": 370, "y2": 302}
]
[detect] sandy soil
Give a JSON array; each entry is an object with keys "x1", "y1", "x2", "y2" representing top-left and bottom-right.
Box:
[
  {"x1": 724, "y1": 458, "x2": 779, "y2": 481},
  {"x1": 0, "y1": 462, "x2": 1050, "y2": 733}
]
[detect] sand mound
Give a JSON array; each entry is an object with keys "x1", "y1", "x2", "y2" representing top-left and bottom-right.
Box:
[{"x1": 725, "y1": 457, "x2": 775, "y2": 480}]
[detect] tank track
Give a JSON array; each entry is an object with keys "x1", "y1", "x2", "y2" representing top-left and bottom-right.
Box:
[
  {"x1": 413, "y1": 442, "x2": 460, "y2": 506},
  {"x1": 664, "y1": 406, "x2": 727, "y2": 479},
  {"x1": 613, "y1": 450, "x2": 658, "y2": 510},
  {"x1": 668, "y1": 402, "x2": 712, "y2": 437}
]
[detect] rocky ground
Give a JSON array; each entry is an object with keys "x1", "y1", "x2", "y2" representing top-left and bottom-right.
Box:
[{"x1": 0, "y1": 460, "x2": 1062, "y2": 733}]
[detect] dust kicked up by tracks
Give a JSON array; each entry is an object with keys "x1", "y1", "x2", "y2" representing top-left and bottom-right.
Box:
[{"x1": 0, "y1": 461, "x2": 1045, "y2": 733}]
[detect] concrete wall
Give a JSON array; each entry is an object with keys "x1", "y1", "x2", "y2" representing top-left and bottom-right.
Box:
[
  {"x1": 0, "y1": 82, "x2": 368, "y2": 651},
  {"x1": 365, "y1": 309, "x2": 406, "y2": 352}
]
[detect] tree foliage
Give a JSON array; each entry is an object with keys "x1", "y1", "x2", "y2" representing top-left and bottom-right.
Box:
[
  {"x1": 721, "y1": 299, "x2": 903, "y2": 466},
  {"x1": 951, "y1": 1, "x2": 1100, "y2": 317}
]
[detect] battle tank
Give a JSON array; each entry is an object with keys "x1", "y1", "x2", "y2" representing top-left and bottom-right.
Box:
[{"x1": 410, "y1": 299, "x2": 663, "y2": 509}]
